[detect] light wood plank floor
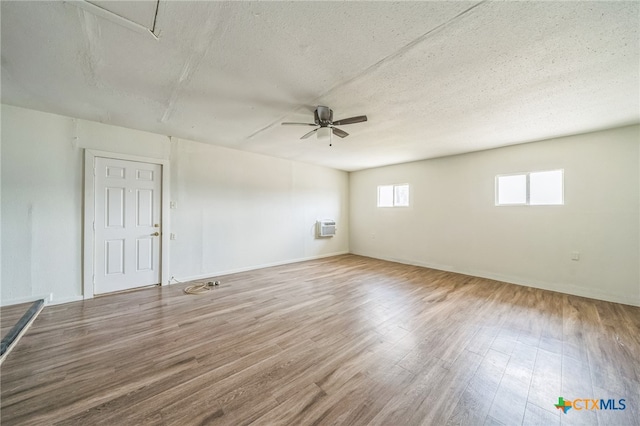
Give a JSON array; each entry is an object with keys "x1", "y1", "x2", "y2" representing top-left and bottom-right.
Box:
[{"x1": 1, "y1": 255, "x2": 639, "y2": 425}]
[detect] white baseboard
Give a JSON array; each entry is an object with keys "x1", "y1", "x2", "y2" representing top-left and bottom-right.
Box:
[
  {"x1": 1, "y1": 293, "x2": 52, "y2": 307},
  {"x1": 2, "y1": 253, "x2": 351, "y2": 305},
  {"x1": 353, "y1": 253, "x2": 640, "y2": 307},
  {"x1": 1, "y1": 294, "x2": 86, "y2": 308},
  {"x1": 51, "y1": 295, "x2": 85, "y2": 306},
  {"x1": 173, "y1": 251, "x2": 350, "y2": 284}
]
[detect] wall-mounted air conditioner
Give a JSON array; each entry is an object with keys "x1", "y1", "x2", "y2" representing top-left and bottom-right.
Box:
[{"x1": 316, "y1": 220, "x2": 336, "y2": 238}]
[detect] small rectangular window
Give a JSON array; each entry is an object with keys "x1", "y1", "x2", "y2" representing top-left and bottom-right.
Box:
[
  {"x1": 394, "y1": 184, "x2": 409, "y2": 206},
  {"x1": 529, "y1": 170, "x2": 563, "y2": 205},
  {"x1": 377, "y1": 185, "x2": 394, "y2": 207},
  {"x1": 378, "y1": 184, "x2": 409, "y2": 207},
  {"x1": 496, "y1": 170, "x2": 563, "y2": 206},
  {"x1": 496, "y1": 174, "x2": 527, "y2": 205}
]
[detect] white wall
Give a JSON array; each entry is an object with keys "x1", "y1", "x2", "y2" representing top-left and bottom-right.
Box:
[
  {"x1": 169, "y1": 137, "x2": 349, "y2": 280},
  {"x1": 3, "y1": 103, "x2": 637, "y2": 307},
  {"x1": 2, "y1": 107, "x2": 84, "y2": 304},
  {"x1": 350, "y1": 125, "x2": 640, "y2": 306},
  {"x1": 1, "y1": 105, "x2": 349, "y2": 305}
]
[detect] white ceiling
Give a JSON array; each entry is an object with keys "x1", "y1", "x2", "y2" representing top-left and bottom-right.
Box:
[{"x1": 2, "y1": 1, "x2": 638, "y2": 171}]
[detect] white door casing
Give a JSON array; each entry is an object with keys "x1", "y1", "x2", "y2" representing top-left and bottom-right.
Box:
[{"x1": 84, "y1": 150, "x2": 170, "y2": 299}]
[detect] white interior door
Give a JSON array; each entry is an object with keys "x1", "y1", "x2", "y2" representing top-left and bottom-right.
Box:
[{"x1": 94, "y1": 157, "x2": 162, "y2": 294}]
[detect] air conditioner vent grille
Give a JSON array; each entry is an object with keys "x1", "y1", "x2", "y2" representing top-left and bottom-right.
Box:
[{"x1": 316, "y1": 220, "x2": 336, "y2": 238}]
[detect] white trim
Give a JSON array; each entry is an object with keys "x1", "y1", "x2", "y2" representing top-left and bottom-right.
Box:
[
  {"x1": 353, "y1": 253, "x2": 640, "y2": 307},
  {"x1": 49, "y1": 295, "x2": 86, "y2": 306},
  {"x1": 1, "y1": 294, "x2": 53, "y2": 307},
  {"x1": 83, "y1": 150, "x2": 170, "y2": 300},
  {"x1": 173, "y1": 251, "x2": 349, "y2": 283}
]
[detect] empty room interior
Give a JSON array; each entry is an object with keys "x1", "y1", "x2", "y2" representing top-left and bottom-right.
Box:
[{"x1": 1, "y1": 1, "x2": 639, "y2": 425}]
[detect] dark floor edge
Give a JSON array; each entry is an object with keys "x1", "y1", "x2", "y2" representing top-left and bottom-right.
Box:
[{"x1": 0, "y1": 299, "x2": 45, "y2": 363}]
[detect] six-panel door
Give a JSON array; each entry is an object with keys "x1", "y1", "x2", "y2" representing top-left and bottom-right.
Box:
[{"x1": 94, "y1": 157, "x2": 162, "y2": 294}]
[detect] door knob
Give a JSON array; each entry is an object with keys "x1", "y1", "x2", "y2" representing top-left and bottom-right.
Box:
[{"x1": 152, "y1": 232, "x2": 160, "y2": 236}]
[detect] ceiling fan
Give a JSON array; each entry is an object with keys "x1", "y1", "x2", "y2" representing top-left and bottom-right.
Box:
[{"x1": 281, "y1": 106, "x2": 367, "y2": 146}]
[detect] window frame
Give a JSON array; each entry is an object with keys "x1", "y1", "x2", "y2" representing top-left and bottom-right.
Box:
[
  {"x1": 495, "y1": 169, "x2": 564, "y2": 206},
  {"x1": 377, "y1": 183, "x2": 410, "y2": 208},
  {"x1": 495, "y1": 173, "x2": 528, "y2": 206}
]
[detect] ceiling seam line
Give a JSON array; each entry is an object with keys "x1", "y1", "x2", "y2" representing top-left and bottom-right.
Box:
[
  {"x1": 246, "y1": 0, "x2": 488, "y2": 140},
  {"x1": 151, "y1": 0, "x2": 160, "y2": 34},
  {"x1": 160, "y1": 8, "x2": 225, "y2": 124}
]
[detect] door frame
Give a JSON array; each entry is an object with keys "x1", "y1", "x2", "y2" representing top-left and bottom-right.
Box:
[{"x1": 83, "y1": 149, "x2": 170, "y2": 299}]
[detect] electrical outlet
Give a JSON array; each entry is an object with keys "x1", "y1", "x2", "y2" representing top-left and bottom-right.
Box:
[
  {"x1": 571, "y1": 251, "x2": 580, "y2": 261},
  {"x1": 170, "y1": 201, "x2": 177, "y2": 209},
  {"x1": 170, "y1": 233, "x2": 177, "y2": 240}
]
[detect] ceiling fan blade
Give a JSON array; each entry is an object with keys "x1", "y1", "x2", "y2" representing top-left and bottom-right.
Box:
[
  {"x1": 332, "y1": 127, "x2": 349, "y2": 138},
  {"x1": 301, "y1": 128, "x2": 319, "y2": 139},
  {"x1": 282, "y1": 122, "x2": 316, "y2": 126},
  {"x1": 332, "y1": 115, "x2": 367, "y2": 126}
]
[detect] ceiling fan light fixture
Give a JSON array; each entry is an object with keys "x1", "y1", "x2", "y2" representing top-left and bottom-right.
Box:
[
  {"x1": 317, "y1": 126, "x2": 331, "y2": 141},
  {"x1": 281, "y1": 106, "x2": 366, "y2": 144}
]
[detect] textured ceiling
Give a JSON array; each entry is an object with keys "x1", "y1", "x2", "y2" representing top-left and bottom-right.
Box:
[{"x1": 1, "y1": 1, "x2": 638, "y2": 171}]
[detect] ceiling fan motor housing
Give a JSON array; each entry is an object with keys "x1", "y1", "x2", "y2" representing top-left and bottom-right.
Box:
[{"x1": 314, "y1": 106, "x2": 333, "y2": 126}]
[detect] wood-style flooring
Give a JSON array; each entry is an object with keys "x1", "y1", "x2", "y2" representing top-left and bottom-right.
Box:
[
  {"x1": 1, "y1": 302, "x2": 33, "y2": 339},
  {"x1": 1, "y1": 254, "x2": 639, "y2": 425}
]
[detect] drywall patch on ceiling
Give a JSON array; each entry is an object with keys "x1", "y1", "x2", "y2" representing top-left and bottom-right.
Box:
[
  {"x1": 159, "y1": 5, "x2": 225, "y2": 124},
  {"x1": 70, "y1": 0, "x2": 160, "y2": 39},
  {"x1": 77, "y1": 7, "x2": 102, "y2": 88}
]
